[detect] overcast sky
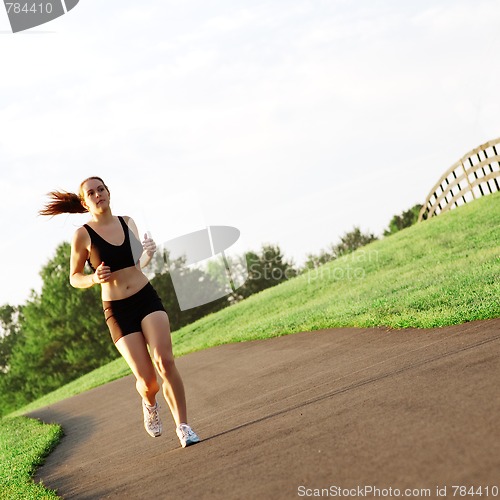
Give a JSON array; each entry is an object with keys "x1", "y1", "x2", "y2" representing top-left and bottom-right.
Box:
[{"x1": 1, "y1": 0, "x2": 499, "y2": 307}]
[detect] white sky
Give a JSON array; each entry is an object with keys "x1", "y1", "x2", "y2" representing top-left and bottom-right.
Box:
[{"x1": 1, "y1": 0, "x2": 499, "y2": 307}]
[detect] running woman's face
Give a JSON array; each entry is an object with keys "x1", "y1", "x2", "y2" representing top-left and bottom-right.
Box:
[{"x1": 81, "y1": 179, "x2": 110, "y2": 213}]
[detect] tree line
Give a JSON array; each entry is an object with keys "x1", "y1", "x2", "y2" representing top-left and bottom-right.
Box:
[{"x1": 0, "y1": 204, "x2": 420, "y2": 416}]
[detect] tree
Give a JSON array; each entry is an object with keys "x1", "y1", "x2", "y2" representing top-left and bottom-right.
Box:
[
  {"x1": 384, "y1": 204, "x2": 423, "y2": 236},
  {"x1": 0, "y1": 304, "x2": 24, "y2": 414},
  {"x1": 151, "y1": 244, "x2": 298, "y2": 318},
  {"x1": 303, "y1": 248, "x2": 336, "y2": 270},
  {"x1": 0, "y1": 304, "x2": 22, "y2": 373},
  {"x1": 231, "y1": 244, "x2": 298, "y2": 300},
  {"x1": 1, "y1": 242, "x2": 118, "y2": 413},
  {"x1": 148, "y1": 249, "x2": 229, "y2": 330},
  {"x1": 301, "y1": 227, "x2": 378, "y2": 271},
  {"x1": 332, "y1": 226, "x2": 378, "y2": 257}
]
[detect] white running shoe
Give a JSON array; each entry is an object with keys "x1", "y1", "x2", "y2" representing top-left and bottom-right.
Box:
[
  {"x1": 176, "y1": 423, "x2": 200, "y2": 448},
  {"x1": 142, "y1": 401, "x2": 162, "y2": 437}
]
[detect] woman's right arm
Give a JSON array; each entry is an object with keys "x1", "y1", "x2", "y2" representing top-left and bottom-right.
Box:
[{"x1": 70, "y1": 228, "x2": 97, "y2": 288}]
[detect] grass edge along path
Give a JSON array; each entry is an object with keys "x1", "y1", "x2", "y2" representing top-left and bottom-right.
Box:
[
  {"x1": 0, "y1": 416, "x2": 62, "y2": 499},
  {"x1": 2, "y1": 191, "x2": 500, "y2": 499}
]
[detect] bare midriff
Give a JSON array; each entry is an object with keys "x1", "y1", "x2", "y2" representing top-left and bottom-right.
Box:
[{"x1": 100, "y1": 265, "x2": 149, "y2": 301}]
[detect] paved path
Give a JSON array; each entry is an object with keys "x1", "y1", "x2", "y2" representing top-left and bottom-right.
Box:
[{"x1": 29, "y1": 319, "x2": 500, "y2": 499}]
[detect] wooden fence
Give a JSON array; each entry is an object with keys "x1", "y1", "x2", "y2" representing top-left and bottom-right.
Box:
[{"x1": 418, "y1": 137, "x2": 500, "y2": 221}]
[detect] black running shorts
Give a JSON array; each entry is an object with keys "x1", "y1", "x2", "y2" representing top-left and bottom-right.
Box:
[{"x1": 102, "y1": 282, "x2": 167, "y2": 343}]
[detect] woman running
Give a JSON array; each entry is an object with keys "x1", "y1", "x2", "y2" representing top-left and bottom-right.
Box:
[{"x1": 40, "y1": 176, "x2": 200, "y2": 448}]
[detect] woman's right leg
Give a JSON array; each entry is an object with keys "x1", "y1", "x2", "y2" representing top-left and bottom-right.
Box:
[{"x1": 115, "y1": 332, "x2": 159, "y2": 406}]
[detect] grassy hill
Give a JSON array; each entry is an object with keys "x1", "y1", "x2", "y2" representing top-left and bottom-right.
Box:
[
  {"x1": 1, "y1": 190, "x2": 499, "y2": 498},
  {"x1": 10, "y1": 190, "x2": 500, "y2": 417}
]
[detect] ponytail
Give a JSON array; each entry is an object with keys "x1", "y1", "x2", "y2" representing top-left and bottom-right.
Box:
[
  {"x1": 39, "y1": 176, "x2": 109, "y2": 216},
  {"x1": 39, "y1": 190, "x2": 87, "y2": 216}
]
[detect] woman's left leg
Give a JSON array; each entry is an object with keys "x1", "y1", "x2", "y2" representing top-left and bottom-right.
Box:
[{"x1": 141, "y1": 310, "x2": 187, "y2": 427}]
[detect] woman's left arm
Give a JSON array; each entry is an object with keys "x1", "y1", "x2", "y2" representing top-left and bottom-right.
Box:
[{"x1": 126, "y1": 217, "x2": 156, "y2": 268}]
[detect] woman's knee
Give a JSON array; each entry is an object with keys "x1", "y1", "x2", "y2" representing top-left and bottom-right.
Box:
[
  {"x1": 136, "y1": 376, "x2": 160, "y2": 395},
  {"x1": 154, "y1": 354, "x2": 176, "y2": 379}
]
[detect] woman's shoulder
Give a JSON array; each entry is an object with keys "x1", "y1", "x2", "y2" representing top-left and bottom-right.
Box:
[
  {"x1": 72, "y1": 225, "x2": 91, "y2": 246},
  {"x1": 75, "y1": 224, "x2": 90, "y2": 235},
  {"x1": 119, "y1": 216, "x2": 140, "y2": 238},
  {"x1": 120, "y1": 215, "x2": 137, "y2": 226}
]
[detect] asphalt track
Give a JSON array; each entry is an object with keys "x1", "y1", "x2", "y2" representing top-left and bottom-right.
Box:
[{"x1": 28, "y1": 318, "x2": 500, "y2": 499}]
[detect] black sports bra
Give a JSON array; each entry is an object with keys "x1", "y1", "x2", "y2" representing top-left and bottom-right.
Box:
[{"x1": 83, "y1": 216, "x2": 144, "y2": 273}]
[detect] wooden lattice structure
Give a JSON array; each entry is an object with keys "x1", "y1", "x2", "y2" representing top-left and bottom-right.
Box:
[{"x1": 418, "y1": 137, "x2": 500, "y2": 221}]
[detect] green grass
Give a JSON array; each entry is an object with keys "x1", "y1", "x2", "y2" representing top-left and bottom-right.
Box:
[
  {"x1": 8, "y1": 357, "x2": 130, "y2": 418},
  {"x1": 0, "y1": 417, "x2": 62, "y2": 499},
  {"x1": 169, "y1": 190, "x2": 499, "y2": 353},
  {"x1": 2, "y1": 191, "x2": 499, "y2": 498}
]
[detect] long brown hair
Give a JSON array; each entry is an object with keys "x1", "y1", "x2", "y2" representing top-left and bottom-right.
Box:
[{"x1": 39, "y1": 176, "x2": 110, "y2": 216}]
